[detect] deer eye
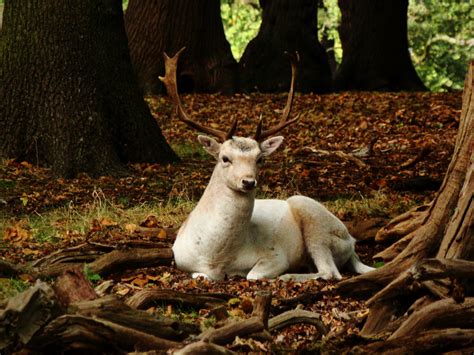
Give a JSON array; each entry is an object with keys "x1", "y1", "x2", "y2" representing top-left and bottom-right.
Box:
[
  {"x1": 222, "y1": 156, "x2": 231, "y2": 164},
  {"x1": 256, "y1": 157, "x2": 263, "y2": 164}
]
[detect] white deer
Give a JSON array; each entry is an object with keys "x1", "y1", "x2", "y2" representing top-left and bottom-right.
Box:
[{"x1": 160, "y1": 48, "x2": 374, "y2": 281}]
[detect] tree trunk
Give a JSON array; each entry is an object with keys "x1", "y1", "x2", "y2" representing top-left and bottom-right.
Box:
[
  {"x1": 0, "y1": 0, "x2": 177, "y2": 178},
  {"x1": 337, "y1": 61, "x2": 473, "y2": 351},
  {"x1": 124, "y1": 0, "x2": 237, "y2": 95},
  {"x1": 239, "y1": 0, "x2": 332, "y2": 93},
  {"x1": 334, "y1": 0, "x2": 426, "y2": 91},
  {"x1": 338, "y1": 62, "x2": 473, "y2": 299}
]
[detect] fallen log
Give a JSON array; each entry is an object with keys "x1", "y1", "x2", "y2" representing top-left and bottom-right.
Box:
[
  {"x1": 88, "y1": 247, "x2": 173, "y2": 275},
  {"x1": 126, "y1": 288, "x2": 228, "y2": 310}
]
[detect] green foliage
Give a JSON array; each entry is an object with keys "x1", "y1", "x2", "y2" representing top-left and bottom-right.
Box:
[
  {"x1": 317, "y1": 0, "x2": 342, "y2": 64},
  {"x1": 84, "y1": 264, "x2": 101, "y2": 282},
  {"x1": 408, "y1": 0, "x2": 473, "y2": 91},
  {"x1": 220, "y1": 0, "x2": 472, "y2": 91},
  {"x1": 0, "y1": 278, "x2": 30, "y2": 300},
  {"x1": 220, "y1": 0, "x2": 261, "y2": 60},
  {"x1": 373, "y1": 261, "x2": 385, "y2": 269}
]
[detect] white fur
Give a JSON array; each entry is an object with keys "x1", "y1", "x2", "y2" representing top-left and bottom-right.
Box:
[{"x1": 173, "y1": 136, "x2": 375, "y2": 281}]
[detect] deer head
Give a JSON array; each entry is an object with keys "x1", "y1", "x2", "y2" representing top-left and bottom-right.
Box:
[{"x1": 159, "y1": 48, "x2": 299, "y2": 193}]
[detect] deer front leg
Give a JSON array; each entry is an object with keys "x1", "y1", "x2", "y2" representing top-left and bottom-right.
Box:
[
  {"x1": 191, "y1": 265, "x2": 226, "y2": 280},
  {"x1": 246, "y1": 255, "x2": 289, "y2": 280}
]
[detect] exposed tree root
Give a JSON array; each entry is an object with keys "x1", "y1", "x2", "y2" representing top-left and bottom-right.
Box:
[
  {"x1": 373, "y1": 231, "x2": 416, "y2": 262},
  {"x1": 374, "y1": 203, "x2": 430, "y2": 244},
  {"x1": 268, "y1": 309, "x2": 328, "y2": 335},
  {"x1": 337, "y1": 62, "x2": 473, "y2": 352},
  {"x1": 355, "y1": 328, "x2": 474, "y2": 354},
  {"x1": 126, "y1": 288, "x2": 229, "y2": 309},
  {"x1": 390, "y1": 298, "x2": 474, "y2": 339}
]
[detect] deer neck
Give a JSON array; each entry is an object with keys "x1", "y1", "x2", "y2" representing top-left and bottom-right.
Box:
[{"x1": 192, "y1": 168, "x2": 255, "y2": 238}]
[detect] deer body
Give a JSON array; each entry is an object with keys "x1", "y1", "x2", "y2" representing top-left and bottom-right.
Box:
[
  {"x1": 172, "y1": 137, "x2": 374, "y2": 281},
  {"x1": 160, "y1": 48, "x2": 374, "y2": 281}
]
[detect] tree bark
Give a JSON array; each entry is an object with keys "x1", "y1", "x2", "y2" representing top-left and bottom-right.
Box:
[
  {"x1": 0, "y1": 0, "x2": 177, "y2": 177},
  {"x1": 334, "y1": 0, "x2": 426, "y2": 91},
  {"x1": 356, "y1": 328, "x2": 474, "y2": 354},
  {"x1": 337, "y1": 62, "x2": 473, "y2": 298},
  {"x1": 390, "y1": 298, "x2": 474, "y2": 339},
  {"x1": 336, "y1": 62, "x2": 473, "y2": 351},
  {"x1": 125, "y1": 0, "x2": 237, "y2": 95},
  {"x1": 239, "y1": 0, "x2": 331, "y2": 93}
]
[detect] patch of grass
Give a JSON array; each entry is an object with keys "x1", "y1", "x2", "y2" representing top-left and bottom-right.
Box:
[
  {"x1": 171, "y1": 142, "x2": 209, "y2": 160},
  {"x1": 323, "y1": 191, "x2": 420, "y2": 220},
  {"x1": 0, "y1": 188, "x2": 196, "y2": 244},
  {"x1": 28, "y1": 215, "x2": 60, "y2": 243},
  {"x1": 0, "y1": 278, "x2": 30, "y2": 300},
  {"x1": 0, "y1": 179, "x2": 15, "y2": 189},
  {"x1": 84, "y1": 265, "x2": 101, "y2": 283}
]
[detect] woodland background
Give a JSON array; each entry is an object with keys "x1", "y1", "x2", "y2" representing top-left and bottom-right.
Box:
[{"x1": 0, "y1": 0, "x2": 473, "y2": 353}]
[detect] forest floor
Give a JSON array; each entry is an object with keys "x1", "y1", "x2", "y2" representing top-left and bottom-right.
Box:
[{"x1": 0, "y1": 91, "x2": 462, "y2": 352}]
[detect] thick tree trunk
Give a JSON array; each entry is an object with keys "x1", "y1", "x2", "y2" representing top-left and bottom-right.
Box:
[
  {"x1": 338, "y1": 62, "x2": 473, "y2": 299},
  {"x1": 0, "y1": 0, "x2": 177, "y2": 177},
  {"x1": 239, "y1": 0, "x2": 331, "y2": 93},
  {"x1": 124, "y1": 0, "x2": 237, "y2": 95},
  {"x1": 334, "y1": 0, "x2": 426, "y2": 91},
  {"x1": 338, "y1": 62, "x2": 473, "y2": 351}
]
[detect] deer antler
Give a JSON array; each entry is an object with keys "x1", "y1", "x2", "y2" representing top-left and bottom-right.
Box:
[
  {"x1": 159, "y1": 47, "x2": 237, "y2": 142},
  {"x1": 254, "y1": 51, "x2": 300, "y2": 141}
]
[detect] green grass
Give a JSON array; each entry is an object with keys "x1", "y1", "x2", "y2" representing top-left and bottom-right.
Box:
[
  {"x1": 1, "y1": 188, "x2": 196, "y2": 245},
  {"x1": 323, "y1": 191, "x2": 419, "y2": 220},
  {"x1": 0, "y1": 179, "x2": 15, "y2": 189},
  {"x1": 0, "y1": 278, "x2": 30, "y2": 300},
  {"x1": 1, "y1": 187, "x2": 418, "y2": 248},
  {"x1": 171, "y1": 142, "x2": 210, "y2": 161}
]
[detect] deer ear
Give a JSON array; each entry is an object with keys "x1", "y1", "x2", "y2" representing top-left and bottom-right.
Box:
[
  {"x1": 260, "y1": 136, "x2": 284, "y2": 156},
  {"x1": 198, "y1": 135, "x2": 221, "y2": 158}
]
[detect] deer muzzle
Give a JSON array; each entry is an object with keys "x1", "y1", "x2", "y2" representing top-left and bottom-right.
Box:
[{"x1": 241, "y1": 178, "x2": 257, "y2": 191}]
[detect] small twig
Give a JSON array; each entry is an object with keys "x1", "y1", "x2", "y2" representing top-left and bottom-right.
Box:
[
  {"x1": 400, "y1": 145, "x2": 432, "y2": 168},
  {"x1": 304, "y1": 147, "x2": 367, "y2": 168}
]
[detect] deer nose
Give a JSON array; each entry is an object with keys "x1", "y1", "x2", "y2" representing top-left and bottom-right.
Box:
[{"x1": 242, "y1": 179, "x2": 256, "y2": 191}]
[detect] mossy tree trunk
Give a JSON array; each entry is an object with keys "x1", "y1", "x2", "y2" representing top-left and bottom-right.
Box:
[
  {"x1": 0, "y1": 0, "x2": 177, "y2": 178},
  {"x1": 337, "y1": 62, "x2": 473, "y2": 352},
  {"x1": 124, "y1": 0, "x2": 237, "y2": 95},
  {"x1": 334, "y1": 0, "x2": 426, "y2": 91},
  {"x1": 239, "y1": 0, "x2": 332, "y2": 93}
]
